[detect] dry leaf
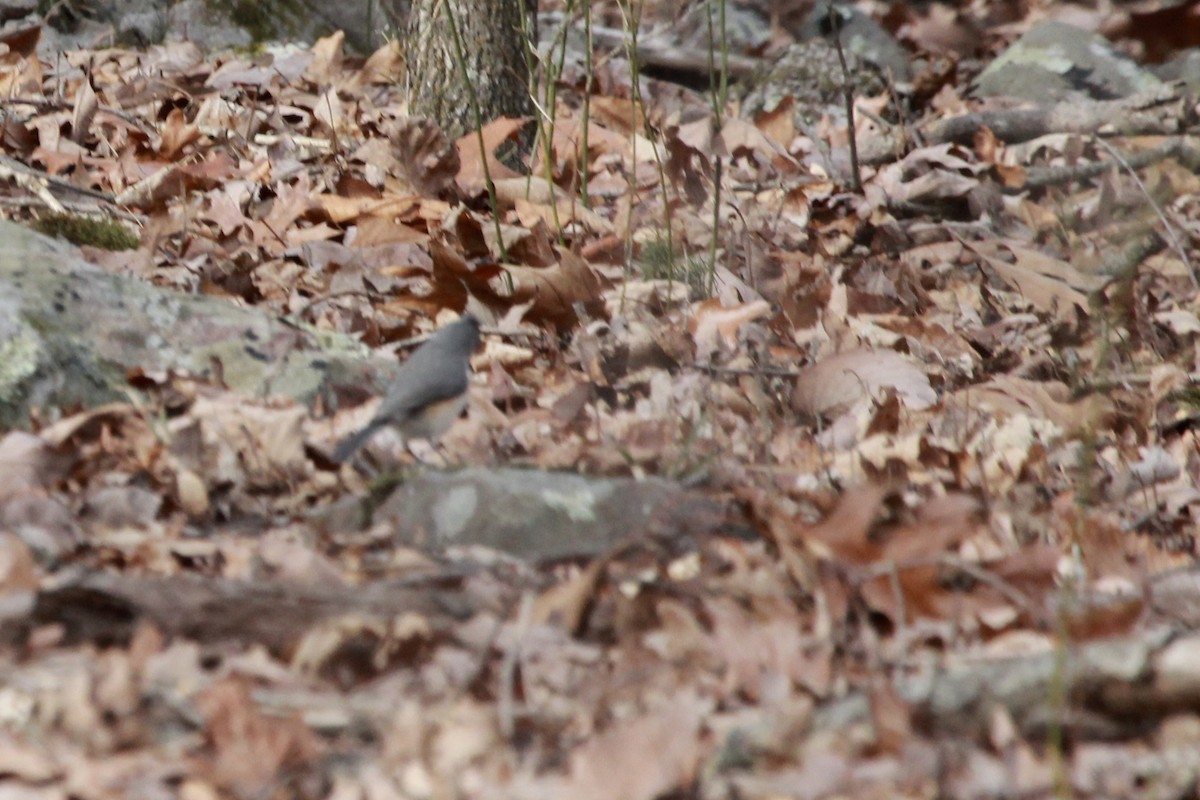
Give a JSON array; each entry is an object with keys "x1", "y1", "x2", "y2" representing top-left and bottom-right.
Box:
[{"x1": 793, "y1": 348, "x2": 937, "y2": 416}]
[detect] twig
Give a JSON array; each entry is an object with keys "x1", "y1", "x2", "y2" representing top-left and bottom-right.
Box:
[
  {"x1": 0, "y1": 95, "x2": 157, "y2": 137},
  {"x1": 1023, "y1": 138, "x2": 1182, "y2": 189},
  {"x1": 1099, "y1": 229, "x2": 1166, "y2": 281},
  {"x1": 826, "y1": 3, "x2": 862, "y2": 192},
  {"x1": 497, "y1": 590, "x2": 535, "y2": 739},
  {"x1": 0, "y1": 154, "x2": 114, "y2": 203},
  {"x1": 852, "y1": 553, "x2": 1044, "y2": 626},
  {"x1": 689, "y1": 362, "x2": 805, "y2": 379},
  {"x1": 858, "y1": 86, "x2": 1186, "y2": 165},
  {"x1": 1092, "y1": 136, "x2": 1197, "y2": 290}
]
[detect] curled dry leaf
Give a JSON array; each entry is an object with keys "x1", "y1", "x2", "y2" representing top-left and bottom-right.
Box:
[
  {"x1": 70, "y1": 72, "x2": 98, "y2": 146},
  {"x1": 176, "y1": 469, "x2": 210, "y2": 517},
  {"x1": 869, "y1": 142, "x2": 983, "y2": 207},
  {"x1": 798, "y1": 484, "x2": 890, "y2": 563},
  {"x1": 532, "y1": 556, "x2": 609, "y2": 634},
  {"x1": 495, "y1": 177, "x2": 615, "y2": 233},
  {"x1": 455, "y1": 117, "x2": 528, "y2": 195},
  {"x1": 158, "y1": 107, "x2": 203, "y2": 160},
  {"x1": 949, "y1": 375, "x2": 1113, "y2": 434},
  {"x1": 35, "y1": 403, "x2": 140, "y2": 449},
  {"x1": 968, "y1": 240, "x2": 1103, "y2": 317},
  {"x1": 115, "y1": 151, "x2": 239, "y2": 210},
  {"x1": 314, "y1": 193, "x2": 420, "y2": 226},
  {"x1": 688, "y1": 298, "x2": 772, "y2": 359},
  {"x1": 504, "y1": 249, "x2": 606, "y2": 328},
  {"x1": 792, "y1": 348, "x2": 937, "y2": 416},
  {"x1": 304, "y1": 31, "x2": 346, "y2": 84},
  {"x1": 191, "y1": 398, "x2": 309, "y2": 483},
  {"x1": 392, "y1": 117, "x2": 461, "y2": 197}
]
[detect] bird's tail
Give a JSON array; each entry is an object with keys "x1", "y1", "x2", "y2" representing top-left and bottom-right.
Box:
[{"x1": 331, "y1": 421, "x2": 384, "y2": 463}]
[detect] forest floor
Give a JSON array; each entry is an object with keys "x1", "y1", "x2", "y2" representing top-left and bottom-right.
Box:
[{"x1": 1, "y1": 1, "x2": 1200, "y2": 798}]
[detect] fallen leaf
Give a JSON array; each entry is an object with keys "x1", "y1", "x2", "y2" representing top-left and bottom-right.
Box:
[{"x1": 793, "y1": 348, "x2": 937, "y2": 416}]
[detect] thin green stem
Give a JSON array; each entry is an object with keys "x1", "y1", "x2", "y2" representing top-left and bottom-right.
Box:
[
  {"x1": 706, "y1": 157, "x2": 722, "y2": 296},
  {"x1": 703, "y1": 0, "x2": 729, "y2": 296},
  {"x1": 579, "y1": 0, "x2": 593, "y2": 209},
  {"x1": 619, "y1": 0, "x2": 679, "y2": 299},
  {"x1": 615, "y1": 0, "x2": 646, "y2": 310},
  {"x1": 536, "y1": 0, "x2": 571, "y2": 243}
]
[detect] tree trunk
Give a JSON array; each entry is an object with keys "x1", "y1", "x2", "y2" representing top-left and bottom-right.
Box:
[{"x1": 405, "y1": 0, "x2": 533, "y2": 142}]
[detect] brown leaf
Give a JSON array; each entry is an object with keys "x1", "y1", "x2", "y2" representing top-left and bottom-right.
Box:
[
  {"x1": 504, "y1": 249, "x2": 605, "y2": 328},
  {"x1": 868, "y1": 682, "x2": 913, "y2": 755},
  {"x1": 455, "y1": 117, "x2": 527, "y2": 195},
  {"x1": 115, "y1": 151, "x2": 238, "y2": 209},
  {"x1": 800, "y1": 485, "x2": 890, "y2": 564},
  {"x1": 361, "y1": 40, "x2": 404, "y2": 83},
  {"x1": 587, "y1": 95, "x2": 645, "y2": 136},
  {"x1": 304, "y1": 31, "x2": 346, "y2": 84},
  {"x1": 664, "y1": 124, "x2": 710, "y2": 206},
  {"x1": 158, "y1": 107, "x2": 202, "y2": 160},
  {"x1": 688, "y1": 298, "x2": 771, "y2": 357},
  {"x1": 70, "y1": 71, "x2": 98, "y2": 145},
  {"x1": 0, "y1": 23, "x2": 40, "y2": 58},
  {"x1": 532, "y1": 556, "x2": 608, "y2": 634},
  {"x1": 968, "y1": 240, "x2": 1103, "y2": 316},
  {"x1": 561, "y1": 706, "x2": 703, "y2": 800},
  {"x1": 197, "y1": 678, "x2": 320, "y2": 794},
  {"x1": 793, "y1": 348, "x2": 937, "y2": 416},
  {"x1": 949, "y1": 375, "x2": 1112, "y2": 435},
  {"x1": 392, "y1": 116, "x2": 460, "y2": 197},
  {"x1": 751, "y1": 95, "x2": 798, "y2": 150},
  {"x1": 0, "y1": 531, "x2": 38, "y2": 596},
  {"x1": 494, "y1": 176, "x2": 615, "y2": 233}
]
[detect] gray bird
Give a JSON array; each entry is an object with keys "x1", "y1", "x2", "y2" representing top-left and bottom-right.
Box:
[{"x1": 332, "y1": 313, "x2": 481, "y2": 463}]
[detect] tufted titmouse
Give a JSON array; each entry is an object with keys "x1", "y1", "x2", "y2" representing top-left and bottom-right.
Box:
[{"x1": 332, "y1": 313, "x2": 481, "y2": 463}]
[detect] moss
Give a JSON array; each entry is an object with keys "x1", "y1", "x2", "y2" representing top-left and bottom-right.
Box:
[
  {"x1": 38, "y1": 0, "x2": 100, "y2": 32},
  {"x1": 1168, "y1": 385, "x2": 1200, "y2": 413},
  {"x1": 639, "y1": 234, "x2": 712, "y2": 295},
  {"x1": 0, "y1": 325, "x2": 41, "y2": 404},
  {"x1": 33, "y1": 213, "x2": 139, "y2": 251},
  {"x1": 208, "y1": 0, "x2": 305, "y2": 43}
]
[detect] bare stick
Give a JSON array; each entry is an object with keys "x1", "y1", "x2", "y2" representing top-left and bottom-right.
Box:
[{"x1": 826, "y1": 3, "x2": 862, "y2": 192}]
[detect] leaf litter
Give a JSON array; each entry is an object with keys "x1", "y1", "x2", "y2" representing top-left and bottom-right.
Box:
[{"x1": 0, "y1": 3, "x2": 1198, "y2": 798}]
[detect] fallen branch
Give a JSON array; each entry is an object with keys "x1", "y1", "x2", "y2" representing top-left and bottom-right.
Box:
[
  {"x1": 860, "y1": 87, "x2": 1190, "y2": 165},
  {"x1": 13, "y1": 570, "x2": 502, "y2": 655}
]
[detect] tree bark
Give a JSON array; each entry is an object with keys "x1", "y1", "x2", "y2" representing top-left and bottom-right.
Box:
[{"x1": 405, "y1": 0, "x2": 533, "y2": 142}]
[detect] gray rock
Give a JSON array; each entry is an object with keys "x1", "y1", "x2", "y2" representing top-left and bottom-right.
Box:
[
  {"x1": 369, "y1": 467, "x2": 737, "y2": 562},
  {"x1": 974, "y1": 21, "x2": 1162, "y2": 103},
  {"x1": 1154, "y1": 49, "x2": 1200, "y2": 95},
  {"x1": 0, "y1": 0, "x2": 35, "y2": 24},
  {"x1": 36, "y1": 0, "x2": 396, "y2": 55},
  {"x1": 0, "y1": 220, "x2": 398, "y2": 428},
  {"x1": 739, "y1": 39, "x2": 887, "y2": 127},
  {"x1": 673, "y1": 0, "x2": 774, "y2": 56},
  {"x1": 798, "y1": 3, "x2": 911, "y2": 82}
]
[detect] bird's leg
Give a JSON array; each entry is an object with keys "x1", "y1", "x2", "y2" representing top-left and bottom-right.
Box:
[{"x1": 407, "y1": 437, "x2": 458, "y2": 468}]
